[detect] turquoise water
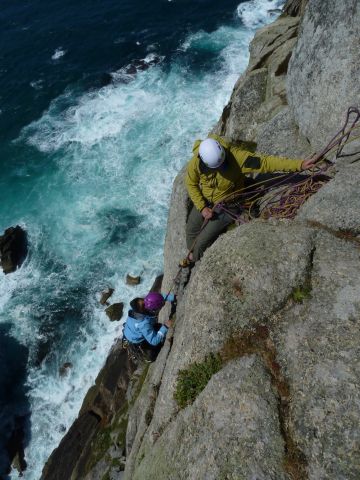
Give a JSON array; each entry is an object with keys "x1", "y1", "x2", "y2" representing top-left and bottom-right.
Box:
[{"x1": 0, "y1": 0, "x2": 284, "y2": 477}]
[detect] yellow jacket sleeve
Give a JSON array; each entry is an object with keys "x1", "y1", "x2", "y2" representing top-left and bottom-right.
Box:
[
  {"x1": 185, "y1": 155, "x2": 207, "y2": 211},
  {"x1": 229, "y1": 145, "x2": 303, "y2": 173}
]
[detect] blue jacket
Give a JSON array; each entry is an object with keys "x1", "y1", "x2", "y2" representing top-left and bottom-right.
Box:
[{"x1": 123, "y1": 293, "x2": 174, "y2": 346}]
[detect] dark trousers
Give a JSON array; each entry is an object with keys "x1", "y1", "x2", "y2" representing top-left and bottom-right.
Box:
[{"x1": 186, "y1": 206, "x2": 238, "y2": 262}]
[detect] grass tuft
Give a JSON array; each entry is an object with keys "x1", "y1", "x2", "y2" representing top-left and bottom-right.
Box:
[
  {"x1": 291, "y1": 286, "x2": 312, "y2": 303},
  {"x1": 174, "y1": 353, "x2": 222, "y2": 409}
]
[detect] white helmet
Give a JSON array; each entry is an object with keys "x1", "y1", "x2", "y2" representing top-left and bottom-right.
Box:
[{"x1": 199, "y1": 138, "x2": 226, "y2": 168}]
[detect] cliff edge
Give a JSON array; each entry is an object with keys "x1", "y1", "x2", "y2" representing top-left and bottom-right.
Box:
[
  {"x1": 124, "y1": 1, "x2": 360, "y2": 479},
  {"x1": 41, "y1": 0, "x2": 360, "y2": 478}
]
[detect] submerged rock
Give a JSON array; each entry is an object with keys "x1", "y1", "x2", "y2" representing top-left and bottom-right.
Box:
[
  {"x1": 100, "y1": 287, "x2": 114, "y2": 305},
  {"x1": 40, "y1": 340, "x2": 144, "y2": 480},
  {"x1": 6, "y1": 416, "x2": 27, "y2": 476},
  {"x1": 59, "y1": 362, "x2": 73, "y2": 377},
  {"x1": 126, "y1": 274, "x2": 141, "y2": 285},
  {"x1": 0, "y1": 225, "x2": 28, "y2": 274},
  {"x1": 105, "y1": 302, "x2": 124, "y2": 321}
]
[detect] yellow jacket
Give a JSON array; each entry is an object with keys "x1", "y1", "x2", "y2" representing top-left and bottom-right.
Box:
[{"x1": 185, "y1": 134, "x2": 303, "y2": 211}]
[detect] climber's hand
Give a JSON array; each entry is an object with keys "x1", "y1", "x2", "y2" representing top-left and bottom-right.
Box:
[
  {"x1": 301, "y1": 154, "x2": 318, "y2": 170},
  {"x1": 201, "y1": 207, "x2": 213, "y2": 220}
]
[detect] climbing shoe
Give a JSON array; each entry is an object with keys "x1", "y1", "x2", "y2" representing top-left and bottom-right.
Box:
[{"x1": 179, "y1": 257, "x2": 194, "y2": 268}]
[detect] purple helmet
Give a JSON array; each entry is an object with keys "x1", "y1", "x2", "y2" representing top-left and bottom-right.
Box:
[{"x1": 144, "y1": 292, "x2": 165, "y2": 311}]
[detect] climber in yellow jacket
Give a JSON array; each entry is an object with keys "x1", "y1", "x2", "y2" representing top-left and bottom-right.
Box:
[{"x1": 185, "y1": 134, "x2": 316, "y2": 262}]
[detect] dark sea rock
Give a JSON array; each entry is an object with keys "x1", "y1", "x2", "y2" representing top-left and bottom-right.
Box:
[
  {"x1": 40, "y1": 341, "x2": 141, "y2": 480},
  {"x1": 100, "y1": 287, "x2": 114, "y2": 305},
  {"x1": 6, "y1": 416, "x2": 28, "y2": 476},
  {"x1": 59, "y1": 362, "x2": 73, "y2": 377},
  {"x1": 149, "y1": 274, "x2": 163, "y2": 292},
  {"x1": 0, "y1": 324, "x2": 30, "y2": 478},
  {"x1": 105, "y1": 302, "x2": 124, "y2": 321},
  {"x1": 126, "y1": 274, "x2": 141, "y2": 285},
  {"x1": 0, "y1": 226, "x2": 28, "y2": 274}
]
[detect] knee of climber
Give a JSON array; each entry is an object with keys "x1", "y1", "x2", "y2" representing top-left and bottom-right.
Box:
[{"x1": 192, "y1": 236, "x2": 214, "y2": 262}]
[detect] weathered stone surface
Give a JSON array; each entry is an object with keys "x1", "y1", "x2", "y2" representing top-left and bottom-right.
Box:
[
  {"x1": 248, "y1": 17, "x2": 299, "y2": 71},
  {"x1": 214, "y1": 16, "x2": 300, "y2": 143},
  {"x1": 105, "y1": 302, "x2": 124, "y2": 321},
  {"x1": 283, "y1": 0, "x2": 309, "y2": 17},
  {"x1": 125, "y1": 339, "x2": 172, "y2": 477},
  {"x1": 287, "y1": 0, "x2": 360, "y2": 152},
  {"x1": 256, "y1": 106, "x2": 312, "y2": 157},
  {"x1": 272, "y1": 231, "x2": 360, "y2": 479},
  {"x1": 161, "y1": 166, "x2": 188, "y2": 294},
  {"x1": 136, "y1": 221, "x2": 315, "y2": 454},
  {"x1": 298, "y1": 162, "x2": 360, "y2": 233},
  {"x1": 41, "y1": 412, "x2": 100, "y2": 480},
  {"x1": 215, "y1": 68, "x2": 268, "y2": 141},
  {"x1": 131, "y1": 357, "x2": 288, "y2": 480},
  {"x1": 0, "y1": 225, "x2": 28, "y2": 274}
]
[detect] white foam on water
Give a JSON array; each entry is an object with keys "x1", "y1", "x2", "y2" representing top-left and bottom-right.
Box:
[
  {"x1": 30, "y1": 80, "x2": 44, "y2": 90},
  {"x1": 5, "y1": 2, "x2": 284, "y2": 477},
  {"x1": 51, "y1": 48, "x2": 66, "y2": 60},
  {"x1": 237, "y1": 0, "x2": 284, "y2": 28}
]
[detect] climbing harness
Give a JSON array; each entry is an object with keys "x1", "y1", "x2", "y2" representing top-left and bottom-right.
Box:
[{"x1": 122, "y1": 337, "x2": 154, "y2": 363}]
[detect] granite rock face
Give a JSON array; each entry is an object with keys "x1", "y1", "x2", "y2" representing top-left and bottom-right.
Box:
[
  {"x1": 287, "y1": 0, "x2": 360, "y2": 152},
  {"x1": 272, "y1": 231, "x2": 360, "y2": 480},
  {"x1": 298, "y1": 162, "x2": 360, "y2": 233},
  {"x1": 126, "y1": 220, "x2": 360, "y2": 479},
  {"x1": 213, "y1": 16, "x2": 302, "y2": 149},
  {"x1": 132, "y1": 357, "x2": 288, "y2": 480}
]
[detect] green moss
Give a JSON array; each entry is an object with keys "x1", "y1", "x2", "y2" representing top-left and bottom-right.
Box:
[
  {"x1": 292, "y1": 285, "x2": 312, "y2": 303},
  {"x1": 174, "y1": 353, "x2": 223, "y2": 409}
]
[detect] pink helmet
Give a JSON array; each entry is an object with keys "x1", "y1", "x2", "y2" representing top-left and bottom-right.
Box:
[{"x1": 144, "y1": 292, "x2": 165, "y2": 311}]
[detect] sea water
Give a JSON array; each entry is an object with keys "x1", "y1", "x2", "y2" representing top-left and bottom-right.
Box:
[{"x1": 0, "y1": 0, "x2": 284, "y2": 477}]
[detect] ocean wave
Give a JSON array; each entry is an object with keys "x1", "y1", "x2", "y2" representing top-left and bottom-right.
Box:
[
  {"x1": 110, "y1": 53, "x2": 166, "y2": 84},
  {"x1": 51, "y1": 48, "x2": 66, "y2": 61},
  {"x1": 30, "y1": 80, "x2": 44, "y2": 90},
  {"x1": 237, "y1": 0, "x2": 285, "y2": 28}
]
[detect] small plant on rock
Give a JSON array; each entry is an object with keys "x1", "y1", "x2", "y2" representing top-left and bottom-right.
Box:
[
  {"x1": 174, "y1": 353, "x2": 223, "y2": 409},
  {"x1": 292, "y1": 286, "x2": 312, "y2": 303}
]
